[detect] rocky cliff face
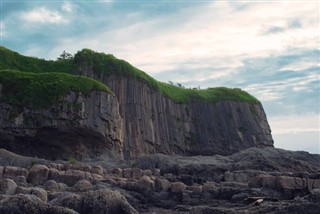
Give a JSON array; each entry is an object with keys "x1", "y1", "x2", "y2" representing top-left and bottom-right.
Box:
[
  {"x1": 0, "y1": 91, "x2": 124, "y2": 160},
  {"x1": 82, "y1": 73, "x2": 273, "y2": 159}
]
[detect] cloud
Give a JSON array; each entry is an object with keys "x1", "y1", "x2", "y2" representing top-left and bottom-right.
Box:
[
  {"x1": 269, "y1": 113, "x2": 320, "y2": 154},
  {"x1": 62, "y1": 2, "x2": 73, "y2": 13},
  {"x1": 269, "y1": 113, "x2": 319, "y2": 135},
  {"x1": 20, "y1": 7, "x2": 67, "y2": 24}
]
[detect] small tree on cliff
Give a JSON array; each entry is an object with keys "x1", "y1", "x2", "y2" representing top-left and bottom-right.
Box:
[{"x1": 57, "y1": 51, "x2": 73, "y2": 60}]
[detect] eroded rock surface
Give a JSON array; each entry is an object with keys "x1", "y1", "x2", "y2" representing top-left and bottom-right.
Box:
[
  {"x1": 0, "y1": 91, "x2": 124, "y2": 160},
  {"x1": 0, "y1": 148, "x2": 319, "y2": 213}
]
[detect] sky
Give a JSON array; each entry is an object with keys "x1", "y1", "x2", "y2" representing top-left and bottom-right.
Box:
[{"x1": 1, "y1": 0, "x2": 319, "y2": 154}]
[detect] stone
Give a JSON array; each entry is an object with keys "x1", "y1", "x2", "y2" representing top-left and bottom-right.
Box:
[
  {"x1": 132, "y1": 168, "x2": 143, "y2": 179},
  {"x1": 187, "y1": 185, "x2": 202, "y2": 194},
  {"x1": 14, "y1": 175, "x2": 27, "y2": 187},
  {"x1": 15, "y1": 186, "x2": 31, "y2": 194},
  {"x1": 249, "y1": 175, "x2": 277, "y2": 189},
  {"x1": 27, "y1": 165, "x2": 50, "y2": 186},
  {"x1": 3, "y1": 166, "x2": 28, "y2": 180},
  {"x1": 0, "y1": 194, "x2": 78, "y2": 214},
  {"x1": 171, "y1": 182, "x2": 187, "y2": 193},
  {"x1": 31, "y1": 187, "x2": 48, "y2": 202},
  {"x1": 0, "y1": 179, "x2": 17, "y2": 195},
  {"x1": 308, "y1": 188, "x2": 320, "y2": 203},
  {"x1": 0, "y1": 167, "x2": 3, "y2": 179},
  {"x1": 50, "y1": 188, "x2": 138, "y2": 214},
  {"x1": 123, "y1": 168, "x2": 133, "y2": 179},
  {"x1": 73, "y1": 179, "x2": 92, "y2": 191},
  {"x1": 91, "y1": 166, "x2": 103, "y2": 176},
  {"x1": 113, "y1": 168, "x2": 123, "y2": 177},
  {"x1": 91, "y1": 173, "x2": 103, "y2": 181},
  {"x1": 138, "y1": 175, "x2": 155, "y2": 192},
  {"x1": 45, "y1": 180, "x2": 60, "y2": 190},
  {"x1": 156, "y1": 178, "x2": 171, "y2": 192}
]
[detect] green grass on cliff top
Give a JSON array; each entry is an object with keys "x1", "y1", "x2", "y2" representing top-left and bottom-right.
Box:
[
  {"x1": 0, "y1": 46, "x2": 260, "y2": 104},
  {"x1": 0, "y1": 69, "x2": 113, "y2": 108}
]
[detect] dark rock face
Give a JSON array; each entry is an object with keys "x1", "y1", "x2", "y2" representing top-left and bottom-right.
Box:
[
  {"x1": 0, "y1": 91, "x2": 124, "y2": 160},
  {"x1": 0, "y1": 71, "x2": 273, "y2": 160},
  {"x1": 88, "y1": 74, "x2": 273, "y2": 159}
]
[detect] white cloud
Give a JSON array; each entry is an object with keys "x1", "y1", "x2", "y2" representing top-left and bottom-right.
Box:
[
  {"x1": 279, "y1": 61, "x2": 319, "y2": 72},
  {"x1": 270, "y1": 113, "x2": 320, "y2": 153},
  {"x1": 21, "y1": 7, "x2": 67, "y2": 24},
  {"x1": 62, "y1": 2, "x2": 73, "y2": 13},
  {"x1": 244, "y1": 73, "x2": 319, "y2": 101},
  {"x1": 269, "y1": 114, "x2": 320, "y2": 135}
]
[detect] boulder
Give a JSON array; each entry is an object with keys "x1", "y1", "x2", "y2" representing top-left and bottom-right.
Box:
[
  {"x1": 27, "y1": 165, "x2": 49, "y2": 186},
  {"x1": 50, "y1": 188, "x2": 138, "y2": 214},
  {"x1": 0, "y1": 179, "x2": 17, "y2": 195},
  {"x1": 30, "y1": 187, "x2": 48, "y2": 202},
  {"x1": 14, "y1": 176, "x2": 27, "y2": 187},
  {"x1": 156, "y1": 178, "x2": 171, "y2": 192},
  {"x1": 3, "y1": 166, "x2": 28, "y2": 180},
  {"x1": 73, "y1": 179, "x2": 92, "y2": 192},
  {"x1": 171, "y1": 182, "x2": 187, "y2": 193},
  {"x1": 90, "y1": 166, "x2": 103, "y2": 176},
  {"x1": 123, "y1": 168, "x2": 133, "y2": 179},
  {"x1": 138, "y1": 175, "x2": 155, "y2": 192},
  {"x1": 249, "y1": 175, "x2": 277, "y2": 189},
  {"x1": 187, "y1": 185, "x2": 202, "y2": 194},
  {"x1": 113, "y1": 168, "x2": 123, "y2": 177},
  {"x1": 132, "y1": 168, "x2": 143, "y2": 179},
  {"x1": 0, "y1": 194, "x2": 78, "y2": 214}
]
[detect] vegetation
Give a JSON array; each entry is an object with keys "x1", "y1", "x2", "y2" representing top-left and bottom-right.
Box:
[
  {"x1": 68, "y1": 157, "x2": 77, "y2": 164},
  {"x1": 0, "y1": 46, "x2": 260, "y2": 104},
  {"x1": 0, "y1": 69, "x2": 113, "y2": 108},
  {"x1": 73, "y1": 49, "x2": 260, "y2": 104},
  {"x1": 158, "y1": 83, "x2": 260, "y2": 104},
  {"x1": 0, "y1": 46, "x2": 75, "y2": 73}
]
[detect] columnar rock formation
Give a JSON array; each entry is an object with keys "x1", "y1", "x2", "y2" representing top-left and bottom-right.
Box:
[
  {"x1": 0, "y1": 91, "x2": 124, "y2": 160},
  {"x1": 85, "y1": 74, "x2": 273, "y2": 159}
]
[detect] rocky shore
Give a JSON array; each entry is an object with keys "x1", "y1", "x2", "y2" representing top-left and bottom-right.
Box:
[{"x1": 0, "y1": 147, "x2": 319, "y2": 214}]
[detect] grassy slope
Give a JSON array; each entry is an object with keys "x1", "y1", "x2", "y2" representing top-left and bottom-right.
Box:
[
  {"x1": 0, "y1": 69, "x2": 112, "y2": 108},
  {"x1": 0, "y1": 46, "x2": 260, "y2": 104}
]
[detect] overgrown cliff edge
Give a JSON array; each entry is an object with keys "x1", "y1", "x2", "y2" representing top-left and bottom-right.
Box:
[{"x1": 0, "y1": 47, "x2": 273, "y2": 160}]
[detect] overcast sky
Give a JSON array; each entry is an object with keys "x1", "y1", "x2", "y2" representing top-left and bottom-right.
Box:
[{"x1": 1, "y1": 0, "x2": 319, "y2": 153}]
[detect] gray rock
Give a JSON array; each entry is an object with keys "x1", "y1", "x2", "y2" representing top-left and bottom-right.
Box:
[
  {"x1": 27, "y1": 164, "x2": 49, "y2": 186},
  {"x1": 73, "y1": 179, "x2": 92, "y2": 192},
  {"x1": 3, "y1": 166, "x2": 28, "y2": 180},
  {"x1": 50, "y1": 188, "x2": 138, "y2": 214},
  {"x1": 30, "y1": 187, "x2": 48, "y2": 202},
  {"x1": 0, "y1": 179, "x2": 17, "y2": 195},
  {"x1": 0, "y1": 194, "x2": 78, "y2": 214}
]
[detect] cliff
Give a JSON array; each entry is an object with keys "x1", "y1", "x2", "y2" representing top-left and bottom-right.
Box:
[
  {"x1": 0, "y1": 47, "x2": 273, "y2": 160},
  {"x1": 0, "y1": 70, "x2": 124, "y2": 160},
  {"x1": 90, "y1": 74, "x2": 273, "y2": 159}
]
